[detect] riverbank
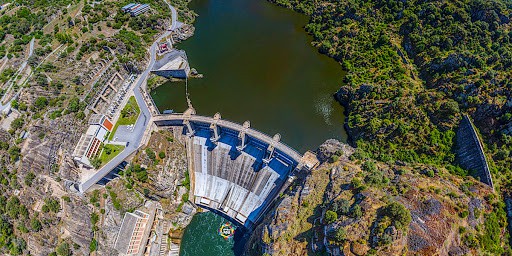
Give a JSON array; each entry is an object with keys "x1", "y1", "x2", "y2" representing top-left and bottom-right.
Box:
[{"x1": 151, "y1": 0, "x2": 347, "y2": 152}]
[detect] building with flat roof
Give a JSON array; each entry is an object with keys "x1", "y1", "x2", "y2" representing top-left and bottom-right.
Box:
[
  {"x1": 72, "y1": 114, "x2": 113, "y2": 167},
  {"x1": 114, "y1": 210, "x2": 152, "y2": 256},
  {"x1": 151, "y1": 50, "x2": 190, "y2": 79},
  {"x1": 122, "y1": 3, "x2": 150, "y2": 17}
]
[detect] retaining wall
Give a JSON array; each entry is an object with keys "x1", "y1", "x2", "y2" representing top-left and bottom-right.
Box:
[{"x1": 455, "y1": 115, "x2": 494, "y2": 189}]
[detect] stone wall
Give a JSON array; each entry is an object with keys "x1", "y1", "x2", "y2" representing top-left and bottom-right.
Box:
[{"x1": 455, "y1": 115, "x2": 494, "y2": 188}]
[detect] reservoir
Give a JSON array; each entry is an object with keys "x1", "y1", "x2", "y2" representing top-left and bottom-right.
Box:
[
  {"x1": 151, "y1": 0, "x2": 347, "y2": 153},
  {"x1": 154, "y1": 0, "x2": 347, "y2": 254}
]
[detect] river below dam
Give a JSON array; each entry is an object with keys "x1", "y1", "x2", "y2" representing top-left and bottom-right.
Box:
[{"x1": 152, "y1": 0, "x2": 347, "y2": 255}]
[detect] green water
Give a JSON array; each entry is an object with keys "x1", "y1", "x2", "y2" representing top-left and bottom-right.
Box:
[
  {"x1": 151, "y1": 0, "x2": 347, "y2": 153},
  {"x1": 179, "y1": 212, "x2": 235, "y2": 256}
]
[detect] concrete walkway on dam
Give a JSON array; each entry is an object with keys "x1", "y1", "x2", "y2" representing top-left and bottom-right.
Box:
[{"x1": 151, "y1": 110, "x2": 315, "y2": 227}]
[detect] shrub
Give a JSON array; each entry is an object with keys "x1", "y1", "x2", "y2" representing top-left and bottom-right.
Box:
[
  {"x1": 382, "y1": 202, "x2": 411, "y2": 230},
  {"x1": 328, "y1": 227, "x2": 346, "y2": 243},
  {"x1": 325, "y1": 210, "x2": 338, "y2": 224},
  {"x1": 351, "y1": 204, "x2": 363, "y2": 219},
  {"x1": 31, "y1": 218, "x2": 42, "y2": 232}
]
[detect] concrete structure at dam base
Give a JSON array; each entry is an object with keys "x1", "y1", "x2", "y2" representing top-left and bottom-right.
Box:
[{"x1": 154, "y1": 108, "x2": 319, "y2": 228}]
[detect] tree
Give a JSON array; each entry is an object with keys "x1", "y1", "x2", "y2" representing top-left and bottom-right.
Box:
[
  {"x1": 158, "y1": 151, "x2": 166, "y2": 159},
  {"x1": 91, "y1": 158, "x2": 101, "y2": 169},
  {"x1": 89, "y1": 238, "x2": 97, "y2": 252},
  {"x1": 34, "y1": 97, "x2": 48, "y2": 110},
  {"x1": 325, "y1": 210, "x2": 338, "y2": 224},
  {"x1": 332, "y1": 199, "x2": 350, "y2": 215},
  {"x1": 351, "y1": 204, "x2": 363, "y2": 219},
  {"x1": 6, "y1": 196, "x2": 21, "y2": 219},
  {"x1": 145, "y1": 148, "x2": 156, "y2": 161},
  {"x1": 68, "y1": 97, "x2": 80, "y2": 112},
  {"x1": 43, "y1": 198, "x2": 60, "y2": 213},
  {"x1": 383, "y1": 202, "x2": 411, "y2": 230},
  {"x1": 31, "y1": 218, "x2": 42, "y2": 232},
  {"x1": 10, "y1": 118, "x2": 24, "y2": 131},
  {"x1": 328, "y1": 227, "x2": 346, "y2": 242},
  {"x1": 25, "y1": 172, "x2": 36, "y2": 186},
  {"x1": 56, "y1": 242, "x2": 71, "y2": 256},
  {"x1": 91, "y1": 212, "x2": 99, "y2": 226}
]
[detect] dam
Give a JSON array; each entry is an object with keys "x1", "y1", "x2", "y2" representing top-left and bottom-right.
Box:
[{"x1": 154, "y1": 108, "x2": 317, "y2": 227}]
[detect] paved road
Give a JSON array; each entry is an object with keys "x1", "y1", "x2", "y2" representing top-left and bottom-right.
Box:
[
  {"x1": 79, "y1": 5, "x2": 177, "y2": 192},
  {"x1": 165, "y1": 0, "x2": 183, "y2": 31}
]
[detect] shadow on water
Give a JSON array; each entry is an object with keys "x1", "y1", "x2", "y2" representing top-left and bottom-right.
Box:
[{"x1": 151, "y1": 0, "x2": 348, "y2": 153}]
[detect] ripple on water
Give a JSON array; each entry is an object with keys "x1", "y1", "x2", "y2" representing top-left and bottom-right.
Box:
[{"x1": 180, "y1": 212, "x2": 235, "y2": 256}]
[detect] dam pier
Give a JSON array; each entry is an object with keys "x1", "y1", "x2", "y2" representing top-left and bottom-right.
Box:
[{"x1": 154, "y1": 108, "x2": 318, "y2": 227}]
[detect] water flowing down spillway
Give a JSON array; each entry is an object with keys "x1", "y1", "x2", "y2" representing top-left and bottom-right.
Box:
[{"x1": 153, "y1": 0, "x2": 348, "y2": 254}]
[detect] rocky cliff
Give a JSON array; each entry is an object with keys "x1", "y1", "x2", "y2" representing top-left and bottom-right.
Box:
[{"x1": 247, "y1": 140, "x2": 500, "y2": 255}]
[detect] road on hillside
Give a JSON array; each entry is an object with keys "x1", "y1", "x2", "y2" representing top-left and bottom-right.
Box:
[{"x1": 79, "y1": 4, "x2": 178, "y2": 192}]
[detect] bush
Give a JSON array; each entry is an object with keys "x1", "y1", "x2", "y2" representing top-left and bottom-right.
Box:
[
  {"x1": 328, "y1": 227, "x2": 346, "y2": 243},
  {"x1": 351, "y1": 204, "x2": 363, "y2": 219},
  {"x1": 382, "y1": 202, "x2": 411, "y2": 230},
  {"x1": 31, "y1": 218, "x2": 42, "y2": 232},
  {"x1": 325, "y1": 210, "x2": 338, "y2": 224},
  {"x1": 331, "y1": 199, "x2": 350, "y2": 215}
]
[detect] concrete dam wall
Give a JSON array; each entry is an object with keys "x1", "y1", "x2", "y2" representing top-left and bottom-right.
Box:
[
  {"x1": 154, "y1": 111, "x2": 309, "y2": 228},
  {"x1": 455, "y1": 115, "x2": 494, "y2": 188}
]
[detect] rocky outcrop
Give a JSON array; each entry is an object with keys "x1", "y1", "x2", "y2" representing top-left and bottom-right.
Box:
[{"x1": 247, "y1": 140, "x2": 494, "y2": 256}]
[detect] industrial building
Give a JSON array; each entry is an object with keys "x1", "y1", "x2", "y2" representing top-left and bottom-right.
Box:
[
  {"x1": 151, "y1": 50, "x2": 190, "y2": 79},
  {"x1": 152, "y1": 111, "x2": 309, "y2": 227},
  {"x1": 121, "y1": 3, "x2": 150, "y2": 17},
  {"x1": 114, "y1": 210, "x2": 154, "y2": 256},
  {"x1": 72, "y1": 114, "x2": 113, "y2": 167}
]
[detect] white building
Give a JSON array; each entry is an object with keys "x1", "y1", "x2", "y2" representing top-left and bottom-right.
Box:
[{"x1": 72, "y1": 114, "x2": 113, "y2": 167}]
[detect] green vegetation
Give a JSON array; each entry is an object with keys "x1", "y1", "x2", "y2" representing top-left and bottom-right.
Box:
[
  {"x1": 324, "y1": 210, "x2": 338, "y2": 224},
  {"x1": 327, "y1": 227, "x2": 346, "y2": 243},
  {"x1": 42, "y1": 197, "x2": 60, "y2": 213},
  {"x1": 24, "y1": 172, "x2": 35, "y2": 186},
  {"x1": 55, "y1": 242, "x2": 71, "y2": 256},
  {"x1": 271, "y1": 0, "x2": 512, "y2": 251},
  {"x1": 99, "y1": 144, "x2": 125, "y2": 166},
  {"x1": 382, "y1": 202, "x2": 411, "y2": 231},
  {"x1": 109, "y1": 96, "x2": 140, "y2": 140}
]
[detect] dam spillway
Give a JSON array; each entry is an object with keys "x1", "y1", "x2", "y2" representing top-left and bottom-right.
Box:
[{"x1": 154, "y1": 109, "x2": 314, "y2": 227}]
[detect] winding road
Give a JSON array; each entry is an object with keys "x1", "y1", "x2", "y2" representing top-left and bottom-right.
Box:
[{"x1": 79, "y1": 4, "x2": 178, "y2": 192}]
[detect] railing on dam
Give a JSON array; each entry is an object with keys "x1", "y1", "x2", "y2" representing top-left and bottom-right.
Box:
[{"x1": 152, "y1": 113, "x2": 303, "y2": 162}]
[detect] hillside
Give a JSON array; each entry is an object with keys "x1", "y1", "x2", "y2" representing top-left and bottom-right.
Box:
[
  {"x1": 0, "y1": 0, "x2": 194, "y2": 255},
  {"x1": 267, "y1": 0, "x2": 511, "y2": 182},
  {"x1": 259, "y1": 0, "x2": 512, "y2": 253},
  {"x1": 248, "y1": 140, "x2": 504, "y2": 255}
]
